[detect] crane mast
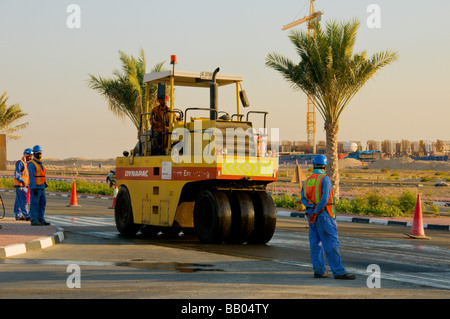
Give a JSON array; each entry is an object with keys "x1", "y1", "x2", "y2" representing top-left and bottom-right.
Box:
[{"x1": 282, "y1": 0, "x2": 323, "y2": 154}]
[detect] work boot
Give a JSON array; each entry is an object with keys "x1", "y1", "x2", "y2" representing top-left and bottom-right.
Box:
[
  {"x1": 314, "y1": 273, "x2": 329, "y2": 278},
  {"x1": 334, "y1": 273, "x2": 357, "y2": 280}
]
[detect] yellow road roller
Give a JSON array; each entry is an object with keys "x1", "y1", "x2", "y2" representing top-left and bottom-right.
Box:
[{"x1": 115, "y1": 58, "x2": 278, "y2": 244}]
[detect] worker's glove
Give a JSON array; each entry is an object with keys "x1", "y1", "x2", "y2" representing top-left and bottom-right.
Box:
[{"x1": 308, "y1": 213, "x2": 318, "y2": 224}]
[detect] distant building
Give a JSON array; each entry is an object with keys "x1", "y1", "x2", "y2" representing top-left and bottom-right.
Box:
[{"x1": 275, "y1": 138, "x2": 449, "y2": 158}]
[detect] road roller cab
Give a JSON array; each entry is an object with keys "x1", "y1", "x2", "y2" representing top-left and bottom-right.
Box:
[{"x1": 115, "y1": 57, "x2": 278, "y2": 244}]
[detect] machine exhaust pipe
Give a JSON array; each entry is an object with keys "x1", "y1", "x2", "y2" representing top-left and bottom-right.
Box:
[{"x1": 210, "y1": 67, "x2": 220, "y2": 120}]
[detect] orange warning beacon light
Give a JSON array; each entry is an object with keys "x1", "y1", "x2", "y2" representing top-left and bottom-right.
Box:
[{"x1": 170, "y1": 55, "x2": 177, "y2": 64}]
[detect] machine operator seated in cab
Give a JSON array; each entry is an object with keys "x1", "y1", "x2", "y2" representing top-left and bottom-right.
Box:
[{"x1": 151, "y1": 95, "x2": 179, "y2": 155}]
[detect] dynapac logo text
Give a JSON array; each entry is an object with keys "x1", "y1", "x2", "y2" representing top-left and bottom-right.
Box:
[{"x1": 124, "y1": 170, "x2": 149, "y2": 177}]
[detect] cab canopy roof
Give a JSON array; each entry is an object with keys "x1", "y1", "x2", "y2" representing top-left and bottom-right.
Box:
[{"x1": 143, "y1": 70, "x2": 243, "y2": 88}]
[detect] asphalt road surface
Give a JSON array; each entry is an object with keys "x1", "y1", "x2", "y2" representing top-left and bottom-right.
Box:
[{"x1": 0, "y1": 190, "x2": 449, "y2": 301}]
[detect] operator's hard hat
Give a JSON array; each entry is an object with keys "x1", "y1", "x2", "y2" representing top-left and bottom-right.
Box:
[
  {"x1": 32, "y1": 145, "x2": 43, "y2": 153},
  {"x1": 313, "y1": 154, "x2": 327, "y2": 166},
  {"x1": 23, "y1": 148, "x2": 33, "y2": 155}
]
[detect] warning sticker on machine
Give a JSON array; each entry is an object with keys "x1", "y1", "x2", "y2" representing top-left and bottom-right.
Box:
[{"x1": 162, "y1": 162, "x2": 172, "y2": 180}]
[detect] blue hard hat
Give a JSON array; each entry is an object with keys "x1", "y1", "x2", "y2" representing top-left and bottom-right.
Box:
[
  {"x1": 23, "y1": 148, "x2": 33, "y2": 155},
  {"x1": 313, "y1": 154, "x2": 327, "y2": 166},
  {"x1": 32, "y1": 145, "x2": 42, "y2": 153}
]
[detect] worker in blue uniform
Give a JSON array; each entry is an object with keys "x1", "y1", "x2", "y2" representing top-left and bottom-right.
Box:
[
  {"x1": 13, "y1": 148, "x2": 33, "y2": 220},
  {"x1": 300, "y1": 154, "x2": 356, "y2": 280},
  {"x1": 27, "y1": 145, "x2": 50, "y2": 226}
]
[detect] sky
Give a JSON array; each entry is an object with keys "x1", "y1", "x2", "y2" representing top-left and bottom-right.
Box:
[{"x1": 1, "y1": 0, "x2": 449, "y2": 160}]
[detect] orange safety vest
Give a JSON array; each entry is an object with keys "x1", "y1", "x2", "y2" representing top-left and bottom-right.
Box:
[
  {"x1": 14, "y1": 159, "x2": 30, "y2": 187},
  {"x1": 303, "y1": 173, "x2": 335, "y2": 218},
  {"x1": 29, "y1": 159, "x2": 46, "y2": 186}
]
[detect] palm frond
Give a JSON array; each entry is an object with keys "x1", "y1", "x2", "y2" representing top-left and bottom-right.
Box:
[
  {"x1": 87, "y1": 49, "x2": 166, "y2": 130},
  {"x1": 266, "y1": 18, "x2": 398, "y2": 125},
  {"x1": 0, "y1": 92, "x2": 28, "y2": 139}
]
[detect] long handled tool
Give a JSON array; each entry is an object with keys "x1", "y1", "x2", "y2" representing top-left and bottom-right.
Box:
[{"x1": 0, "y1": 194, "x2": 5, "y2": 229}]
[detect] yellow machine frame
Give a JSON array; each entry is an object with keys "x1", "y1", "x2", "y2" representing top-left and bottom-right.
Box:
[{"x1": 115, "y1": 65, "x2": 278, "y2": 239}]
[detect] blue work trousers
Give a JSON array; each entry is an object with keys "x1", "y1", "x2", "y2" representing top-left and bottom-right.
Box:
[
  {"x1": 29, "y1": 189, "x2": 47, "y2": 224},
  {"x1": 14, "y1": 186, "x2": 30, "y2": 219},
  {"x1": 308, "y1": 213, "x2": 347, "y2": 277}
]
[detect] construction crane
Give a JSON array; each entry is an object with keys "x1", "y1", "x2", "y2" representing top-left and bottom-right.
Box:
[{"x1": 282, "y1": 0, "x2": 323, "y2": 154}]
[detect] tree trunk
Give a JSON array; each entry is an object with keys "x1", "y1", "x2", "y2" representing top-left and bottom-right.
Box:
[{"x1": 325, "y1": 120, "x2": 340, "y2": 200}]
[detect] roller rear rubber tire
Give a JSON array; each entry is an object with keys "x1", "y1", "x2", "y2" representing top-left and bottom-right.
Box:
[
  {"x1": 226, "y1": 192, "x2": 255, "y2": 244},
  {"x1": 247, "y1": 192, "x2": 276, "y2": 244},
  {"x1": 194, "y1": 190, "x2": 232, "y2": 244}
]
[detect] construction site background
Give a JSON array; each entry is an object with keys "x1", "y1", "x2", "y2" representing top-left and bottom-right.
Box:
[{"x1": 274, "y1": 139, "x2": 450, "y2": 158}]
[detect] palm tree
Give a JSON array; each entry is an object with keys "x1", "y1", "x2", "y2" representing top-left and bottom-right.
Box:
[
  {"x1": 266, "y1": 18, "x2": 398, "y2": 199},
  {"x1": 87, "y1": 48, "x2": 165, "y2": 130},
  {"x1": 0, "y1": 92, "x2": 28, "y2": 140}
]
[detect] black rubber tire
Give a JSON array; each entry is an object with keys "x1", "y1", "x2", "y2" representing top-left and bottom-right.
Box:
[
  {"x1": 247, "y1": 192, "x2": 277, "y2": 244},
  {"x1": 226, "y1": 192, "x2": 255, "y2": 244},
  {"x1": 114, "y1": 186, "x2": 140, "y2": 237},
  {"x1": 194, "y1": 190, "x2": 232, "y2": 244}
]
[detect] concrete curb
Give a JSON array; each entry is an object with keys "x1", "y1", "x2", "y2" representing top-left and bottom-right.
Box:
[
  {"x1": 0, "y1": 227, "x2": 65, "y2": 258},
  {"x1": 277, "y1": 211, "x2": 450, "y2": 231}
]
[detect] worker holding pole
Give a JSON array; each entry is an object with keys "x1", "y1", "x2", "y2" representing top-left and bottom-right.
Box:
[{"x1": 13, "y1": 148, "x2": 32, "y2": 221}]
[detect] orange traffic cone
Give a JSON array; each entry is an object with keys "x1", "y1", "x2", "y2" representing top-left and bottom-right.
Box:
[
  {"x1": 109, "y1": 186, "x2": 118, "y2": 209},
  {"x1": 405, "y1": 194, "x2": 430, "y2": 239},
  {"x1": 66, "y1": 181, "x2": 81, "y2": 207}
]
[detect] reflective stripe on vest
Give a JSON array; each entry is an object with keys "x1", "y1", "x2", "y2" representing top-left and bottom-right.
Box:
[
  {"x1": 30, "y1": 159, "x2": 46, "y2": 186},
  {"x1": 303, "y1": 173, "x2": 335, "y2": 218},
  {"x1": 13, "y1": 160, "x2": 30, "y2": 187}
]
